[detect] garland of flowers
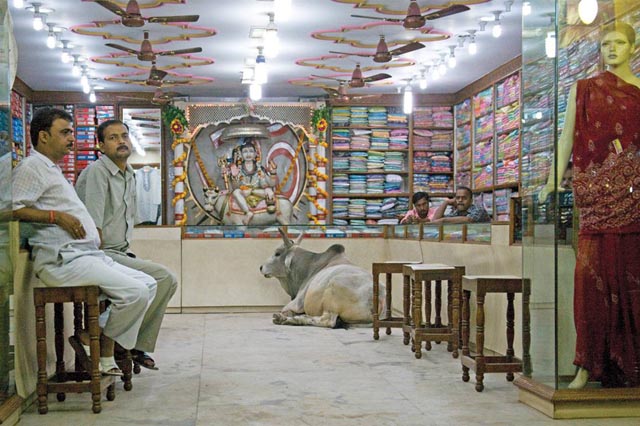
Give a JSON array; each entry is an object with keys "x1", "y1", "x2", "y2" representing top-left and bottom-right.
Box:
[
  {"x1": 163, "y1": 105, "x2": 190, "y2": 226},
  {"x1": 303, "y1": 105, "x2": 331, "y2": 226}
]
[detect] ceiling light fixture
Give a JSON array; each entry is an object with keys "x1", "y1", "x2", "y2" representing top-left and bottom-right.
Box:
[
  {"x1": 522, "y1": 1, "x2": 532, "y2": 16},
  {"x1": 250, "y1": 82, "x2": 262, "y2": 101},
  {"x1": 89, "y1": 90, "x2": 96, "y2": 103},
  {"x1": 255, "y1": 47, "x2": 268, "y2": 84},
  {"x1": 492, "y1": 11, "x2": 503, "y2": 38},
  {"x1": 545, "y1": 31, "x2": 556, "y2": 58},
  {"x1": 467, "y1": 30, "x2": 477, "y2": 55},
  {"x1": 578, "y1": 0, "x2": 598, "y2": 25},
  {"x1": 419, "y1": 70, "x2": 427, "y2": 90},
  {"x1": 45, "y1": 23, "x2": 57, "y2": 48},
  {"x1": 71, "y1": 54, "x2": 83, "y2": 77},
  {"x1": 59, "y1": 39, "x2": 72, "y2": 63},
  {"x1": 448, "y1": 46, "x2": 457, "y2": 68},
  {"x1": 478, "y1": 20, "x2": 488, "y2": 32},
  {"x1": 26, "y1": 3, "x2": 54, "y2": 31},
  {"x1": 504, "y1": 0, "x2": 514, "y2": 13},
  {"x1": 438, "y1": 53, "x2": 447, "y2": 75},
  {"x1": 264, "y1": 12, "x2": 279, "y2": 58},
  {"x1": 82, "y1": 81, "x2": 91, "y2": 94},
  {"x1": 457, "y1": 35, "x2": 466, "y2": 48},
  {"x1": 403, "y1": 83, "x2": 413, "y2": 114},
  {"x1": 274, "y1": 0, "x2": 292, "y2": 22}
]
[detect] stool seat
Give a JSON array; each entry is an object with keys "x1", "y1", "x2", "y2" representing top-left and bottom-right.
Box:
[
  {"x1": 403, "y1": 263, "x2": 465, "y2": 359},
  {"x1": 460, "y1": 275, "x2": 531, "y2": 392},
  {"x1": 372, "y1": 261, "x2": 420, "y2": 340},
  {"x1": 34, "y1": 286, "x2": 116, "y2": 414}
]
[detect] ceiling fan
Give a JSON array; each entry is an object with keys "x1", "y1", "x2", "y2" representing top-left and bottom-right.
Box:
[
  {"x1": 95, "y1": 0, "x2": 199, "y2": 28},
  {"x1": 351, "y1": 2, "x2": 470, "y2": 29},
  {"x1": 106, "y1": 30, "x2": 202, "y2": 62},
  {"x1": 330, "y1": 36, "x2": 424, "y2": 63},
  {"x1": 151, "y1": 89, "x2": 186, "y2": 105},
  {"x1": 324, "y1": 81, "x2": 381, "y2": 102},
  {"x1": 312, "y1": 64, "x2": 391, "y2": 88}
]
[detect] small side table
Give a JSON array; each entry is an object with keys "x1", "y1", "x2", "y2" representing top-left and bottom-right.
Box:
[
  {"x1": 372, "y1": 261, "x2": 420, "y2": 340},
  {"x1": 460, "y1": 275, "x2": 531, "y2": 392},
  {"x1": 402, "y1": 263, "x2": 464, "y2": 359}
]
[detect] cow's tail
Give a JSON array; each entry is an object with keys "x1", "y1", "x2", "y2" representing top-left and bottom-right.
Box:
[{"x1": 333, "y1": 316, "x2": 350, "y2": 330}]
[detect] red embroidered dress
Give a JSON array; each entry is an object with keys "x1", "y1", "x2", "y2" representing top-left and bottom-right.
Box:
[{"x1": 572, "y1": 71, "x2": 640, "y2": 386}]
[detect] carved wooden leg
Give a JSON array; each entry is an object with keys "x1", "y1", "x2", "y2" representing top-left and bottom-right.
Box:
[
  {"x1": 106, "y1": 383, "x2": 115, "y2": 401},
  {"x1": 523, "y1": 282, "x2": 532, "y2": 376},
  {"x1": 424, "y1": 281, "x2": 431, "y2": 351},
  {"x1": 372, "y1": 271, "x2": 380, "y2": 340},
  {"x1": 434, "y1": 280, "x2": 442, "y2": 346},
  {"x1": 475, "y1": 292, "x2": 486, "y2": 392},
  {"x1": 461, "y1": 289, "x2": 470, "y2": 383},
  {"x1": 506, "y1": 292, "x2": 515, "y2": 382},
  {"x1": 412, "y1": 277, "x2": 422, "y2": 358},
  {"x1": 385, "y1": 273, "x2": 392, "y2": 335},
  {"x1": 451, "y1": 270, "x2": 461, "y2": 359},
  {"x1": 447, "y1": 282, "x2": 453, "y2": 352},
  {"x1": 54, "y1": 302, "x2": 66, "y2": 394},
  {"x1": 87, "y1": 294, "x2": 102, "y2": 414},
  {"x1": 403, "y1": 273, "x2": 410, "y2": 345},
  {"x1": 73, "y1": 302, "x2": 83, "y2": 373},
  {"x1": 35, "y1": 296, "x2": 48, "y2": 414},
  {"x1": 122, "y1": 350, "x2": 133, "y2": 391}
]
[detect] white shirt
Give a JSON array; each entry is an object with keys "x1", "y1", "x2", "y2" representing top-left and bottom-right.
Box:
[{"x1": 12, "y1": 150, "x2": 102, "y2": 271}]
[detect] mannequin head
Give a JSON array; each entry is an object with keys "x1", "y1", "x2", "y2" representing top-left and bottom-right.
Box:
[{"x1": 601, "y1": 22, "x2": 636, "y2": 69}]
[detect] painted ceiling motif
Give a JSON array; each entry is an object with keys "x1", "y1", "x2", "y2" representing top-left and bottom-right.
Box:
[
  {"x1": 332, "y1": 0, "x2": 491, "y2": 15},
  {"x1": 296, "y1": 54, "x2": 414, "y2": 74}
]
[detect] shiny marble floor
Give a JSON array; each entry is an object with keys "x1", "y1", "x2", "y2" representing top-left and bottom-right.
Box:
[{"x1": 18, "y1": 313, "x2": 639, "y2": 426}]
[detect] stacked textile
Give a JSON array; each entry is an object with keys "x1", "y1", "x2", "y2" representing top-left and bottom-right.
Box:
[
  {"x1": 350, "y1": 106, "x2": 368, "y2": 126},
  {"x1": 332, "y1": 152, "x2": 350, "y2": 171},
  {"x1": 366, "y1": 174, "x2": 385, "y2": 194},
  {"x1": 413, "y1": 129, "x2": 433, "y2": 150},
  {"x1": 387, "y1": 107, "x2": 408, "y2": 127},
  {"x1": 367, "y1": 150, "x2": 385, "y2": 171},
  {"x1": 349, "y1": 151, "x2": 368, "y2": 172},
  {"x1": 389, "y1": 128, "x2": 409, "y2": 149},
  {"x1": 384, "y1": 174, "x2": 403, "y2": 193},
  {"x1": 383, "y1": 151, "x2": 405, "y2": 172},
  {"x1": 332, "y1": 129, "x2": 350, "y2": 150},
  {"x1": 349, "y1": 174, "x2": 367, "y2": 194},
  {"x1": 350, "y1": 129, "x2": 371, "y2": 150},
  {"x1": 332, "y1": 107, "x2": 350, "y2": 126},
  {"x1": 370, "y1": 129, "x2": 390, "y2": 150},
  {"x1": 368, "y1": 106, "x2": 387, "y2": 126},
  {"x1": 332, "y1": 173, "x2": 349, "y2": 194}
]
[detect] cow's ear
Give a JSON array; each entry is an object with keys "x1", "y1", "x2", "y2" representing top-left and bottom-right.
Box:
[{"x1": 279, "y1": 227, "x2": 292, "y2": 247}]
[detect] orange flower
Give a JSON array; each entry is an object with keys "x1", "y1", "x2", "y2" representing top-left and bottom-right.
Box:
[
  {"x1": 170, "y1": 118, "x2": 184, "y2": 135},
  {"x1": 316, "y1": 118, "x2": 327, "y2": 132}
]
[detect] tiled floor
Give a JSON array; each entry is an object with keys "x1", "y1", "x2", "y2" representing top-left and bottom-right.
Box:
[{"x1": 18, "y1": 313, "x2": 640, "y2": 426}]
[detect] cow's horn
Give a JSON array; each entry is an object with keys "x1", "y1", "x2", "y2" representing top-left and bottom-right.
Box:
[
  {"x1": 294, "y1": 232, "x2": 304, "y2": 246},
  {"x1": 278, "y1": 227, "x2": 292, "y2": 247}
]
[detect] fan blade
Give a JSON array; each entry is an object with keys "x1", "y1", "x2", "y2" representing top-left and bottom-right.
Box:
[
  {"x1": 311, "y1": 74, "x2": 344, "y2": 82},
  {"x1": 95, "y1": 0, "x2": 127, "y2": 17},
  {"x1": 158, "y1": 47, "x2": 203, "y2": 56},
  {"x1": 423, "y1": 5, "x2": 470, "y2": 21},
  {"x1": 389, "y1": 42, "x2": 425, "y2": 56},
  {"x1": 363, "y1": 73, "x2": 391, "y2": 83},
  {"x1": 350, "y1": 14, "x2": 403, "y2": 23},
  {"x1": 148, "y1": 15, "x2": 200, "y2": 24},
  {"x1": 329, "y1": 50, "x2": 373, "y2": 58},
  {"x1": 106, "y1": 43, "x2": 141, "y2": 56}
]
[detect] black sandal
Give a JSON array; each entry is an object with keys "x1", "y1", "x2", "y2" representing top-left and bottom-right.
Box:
[{"x1": 131, "y1": 349, "x2": 158, "y2": 370}]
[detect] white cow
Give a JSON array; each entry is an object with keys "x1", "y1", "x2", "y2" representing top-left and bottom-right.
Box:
[{"x1": 260, "y1": 229, "x2": 384, "y2": 328}]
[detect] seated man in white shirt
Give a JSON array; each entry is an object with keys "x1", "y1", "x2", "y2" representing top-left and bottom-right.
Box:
[{"x1": 12, "y1": 107, "x2": 157, "y2": 376}]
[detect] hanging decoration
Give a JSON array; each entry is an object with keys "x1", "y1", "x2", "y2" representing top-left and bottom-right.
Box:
[
  {"x1": 162, "y1": 105, "x2": 191, "y2": 226},
  {"x1": 305, "y1": 106, "x2": 331, "y2": 226}
]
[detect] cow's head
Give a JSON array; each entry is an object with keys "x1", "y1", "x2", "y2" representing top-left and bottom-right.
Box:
[{"x1": 259, "y1": 228, "x2": 303, "y2": 279}]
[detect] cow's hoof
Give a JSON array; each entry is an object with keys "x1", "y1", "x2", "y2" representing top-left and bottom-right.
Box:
[{"x1": 272, "y1": 313, "x2": 286, "y2": 324}]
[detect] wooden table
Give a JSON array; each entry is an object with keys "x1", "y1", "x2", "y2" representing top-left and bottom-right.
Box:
[
  {"x1": 402, "y1": 263, "x2": 464, "y2": 359},
  {"x1": 372, "y1": 261, "x2": 421, "y2": 340},
  {"x1": 460, "y1": 275, "x2": 531, "y2": 392}
]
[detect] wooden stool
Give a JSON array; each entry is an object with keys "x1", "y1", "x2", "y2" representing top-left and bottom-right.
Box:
[
  {"x1": 372, "y1": 261, "x2": 420, "y2": 340},
  {"x1": 460, "y1": 275, "x2": 531, "y2": 392},
  {"x1": 402, "y1": 263, "x2": 464, "y2": 359},
  {"x1": 34, "y1": 286, "x2": 116, "y2": 414}
]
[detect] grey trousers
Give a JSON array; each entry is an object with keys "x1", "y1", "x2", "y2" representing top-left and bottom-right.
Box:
[
  {"x1": 105, "y1": 250, "x2": 178, "y2": 353},
  {"x1": 38, "y1": 253, "x2": 157, "y2": 350}
]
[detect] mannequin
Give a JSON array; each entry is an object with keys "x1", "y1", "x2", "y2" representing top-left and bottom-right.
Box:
[{"x1": 540, "y1": 22, "x2": 640, "y2": 389}]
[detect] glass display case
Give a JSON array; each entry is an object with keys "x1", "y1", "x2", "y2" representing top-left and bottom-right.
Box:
[{"x1": 516, "y1": 0, "x2": 640, "y2": 418}]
